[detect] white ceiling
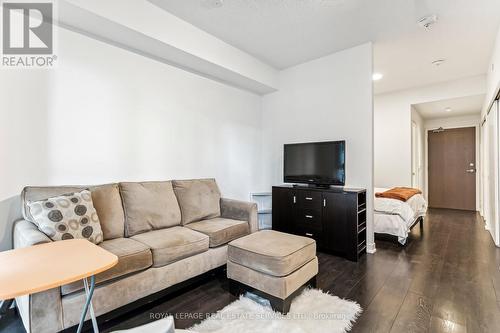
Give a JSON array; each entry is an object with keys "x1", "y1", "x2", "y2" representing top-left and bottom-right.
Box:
[
  {"x1": 413, "y1": 94, "x2": 485, "y2": 119},
  {"x1": 150, "y1": 0, "x2": 500, "y2": 94}
]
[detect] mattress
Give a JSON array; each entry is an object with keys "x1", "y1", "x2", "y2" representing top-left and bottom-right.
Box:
[{"x1": 374, "y1": 187, "x2": 427, "y2": 244}]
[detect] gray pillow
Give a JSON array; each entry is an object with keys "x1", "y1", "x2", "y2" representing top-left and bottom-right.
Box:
[
  {"x1": 27, "y1": 189, "x2": 104, "y2": 244},
  {"x1": 173, "y1": 179, "x2": 221, "y2": 225}
]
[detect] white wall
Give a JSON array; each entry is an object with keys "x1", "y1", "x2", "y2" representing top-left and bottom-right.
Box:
[
  {"x1": 423, "y1": 114, "x2": 481, "y2": 209},
  {"x1": 374, "y1": 92, "x2": 411, "y2": 187},
  {"x1": 375, "y1": 75, "x2": 486, "y2": 188},
  {"x1": 0, "y1": 70, "x2": 52, "y2": 251},
  {"x1": 262, "y1": 43, "x2": 375, "y2": 252},
  {"x1": 424, "y1": 114, "x2": 481, "y2": 130},
  {"x1": 483, "y1": 27, "x2": 500, "y2": 117},
  {"x1": 0, "y1": 29, "x2": 375, "y2": 251},
  {"x1": 0, "y1": 28, "x2": 264, "y2": 251}
]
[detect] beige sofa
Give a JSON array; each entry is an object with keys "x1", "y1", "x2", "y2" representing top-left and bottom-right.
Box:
[{"x1": 13, "y1": 179, "x2": 258, "y2": 333}]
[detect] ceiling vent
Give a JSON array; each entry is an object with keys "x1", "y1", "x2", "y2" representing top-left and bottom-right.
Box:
[{"x1": 418, "y1": 14, "x2": 438, "y2": 29}]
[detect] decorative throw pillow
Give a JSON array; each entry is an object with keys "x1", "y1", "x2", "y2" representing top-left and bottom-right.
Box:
[{"x1": 27, "y1": 190, "x2": 104, "y2": 244}]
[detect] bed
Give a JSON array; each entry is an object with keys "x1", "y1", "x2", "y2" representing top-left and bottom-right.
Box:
[{"x1": 374, "y1": 187, "x2": 428, "y2": 245}]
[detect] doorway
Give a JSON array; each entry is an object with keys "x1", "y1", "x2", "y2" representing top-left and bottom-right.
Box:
[{"x1": 428, "y1": 127, "x2": 476, "y2": 210}]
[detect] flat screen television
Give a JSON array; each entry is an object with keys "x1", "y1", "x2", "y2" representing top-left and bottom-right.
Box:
[{"x1": 284, "y1": 140, "x2": 345, "y2": 186}]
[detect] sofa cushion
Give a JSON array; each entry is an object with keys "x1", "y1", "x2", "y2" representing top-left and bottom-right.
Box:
[
  {"x1": 228, "y1": 230, "x2": 316, "y2": 277},
  {"x1": 90, "y1": 184, "x2": 125, "y2": 240},
  {"x1": 173, "y1": 179, "x2": 221, "y2": 225},
  {"x1": 61, "y1": 238, "x2": 152, "y2": 295},
  {"x1": 186, "y1": 217, "x2": 250, "y2": 247},
  {"x1": 120, "y1": 181, "x2": 182, "y2": 237},
  {"x1": 27, "y1": 189, "x2": 104, "y2": 244},
  {"x1": 131, "y1": 227, "x2": 209, "y2": 267}
]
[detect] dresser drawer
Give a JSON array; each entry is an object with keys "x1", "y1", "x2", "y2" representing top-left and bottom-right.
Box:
[
  {"x1": 296, "y1": 208, "x2": 322, "y2": 230},
  {"x1": 296, "y1": 191, "x2": 322, "y2": 209},
  {"x1": 295, "y1": 225, "x2": 321, "y2": 243}
]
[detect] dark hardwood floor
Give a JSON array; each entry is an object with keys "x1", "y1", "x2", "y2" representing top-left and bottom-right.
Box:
[{"x1": 2, "y1": 208, "x2": 500, "y2": 332}]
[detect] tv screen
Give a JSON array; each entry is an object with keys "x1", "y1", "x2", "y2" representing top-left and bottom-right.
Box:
[{"x1": 284, "y1": 141, "x2": 345, "y2": 186}]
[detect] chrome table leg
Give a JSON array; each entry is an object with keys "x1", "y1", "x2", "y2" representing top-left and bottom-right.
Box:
[
  {"x1": 84, "y1": 276, "x2": 99, "y2": 333},
  {"x1": 76, "y1": 275, "x2": 97, "y2": 333}
]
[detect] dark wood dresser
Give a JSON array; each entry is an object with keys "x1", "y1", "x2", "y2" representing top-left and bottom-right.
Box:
[{"x1": 272, "y1": 185, "x2": 367, "y2": 261}]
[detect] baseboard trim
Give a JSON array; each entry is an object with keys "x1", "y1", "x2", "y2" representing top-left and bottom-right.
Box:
[{"x1": 366, "y1": 242, "x2": 376, "y2": 254}]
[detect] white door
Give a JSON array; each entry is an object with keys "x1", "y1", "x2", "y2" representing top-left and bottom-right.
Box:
[{"x1": 411, "y1": 121, "x2": 418, "y2": 188}]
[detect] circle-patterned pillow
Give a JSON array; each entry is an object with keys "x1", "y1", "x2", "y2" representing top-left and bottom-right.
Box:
[{"x1": 27, "y1": 189, "x2": 103, "y2": 244}]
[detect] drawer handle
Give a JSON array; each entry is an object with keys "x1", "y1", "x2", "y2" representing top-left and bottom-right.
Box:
[
  {"x1": 305, "y1": 215, "x2": 314, "y2": 219},
  {"x1": 305, "y1": 197, "x2": 313, "y2": 200},
  {"x1": 305, "y1": 233, "x2": 313, "y2": 237}
]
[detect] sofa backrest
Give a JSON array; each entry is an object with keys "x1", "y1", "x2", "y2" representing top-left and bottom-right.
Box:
[
  {"x1": 21, "y1": 179, "x2": 223, "y2": 240},
  {"x1": 119, "y1": 181, "x2": 182, "y2": 237},
  {"x1": 172, "y1": 178, "x2": 221, "y2": 225},
  {"x1": 21, "y1": 184, "x2": 125, "y2": 240}
]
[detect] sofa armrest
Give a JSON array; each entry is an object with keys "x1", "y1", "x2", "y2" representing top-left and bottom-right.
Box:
[
  {"x1": 16, "y1": 287, "x2": 64, "y2": 333},
  {"x1": 13, "y1": 219, "x2": 52, "y2": 249},
  {"x1": 12, "y1": 221, "x2": 63, "y2": 333},
  {"x1": 220, "y1": 198, "x2": 258, "y2": 233}
]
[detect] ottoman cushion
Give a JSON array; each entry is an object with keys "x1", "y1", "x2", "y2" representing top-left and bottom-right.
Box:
[
  {"x1": 227, "y1": 257, "x2": 318, "y2": 299},
  {"x1": 228, "y1": 230, "x2": 316, "y2": 277}
]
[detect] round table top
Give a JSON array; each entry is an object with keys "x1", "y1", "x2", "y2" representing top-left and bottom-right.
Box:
[{"x1": 0, "y1": 239, "x2": 118, "y2": 300}]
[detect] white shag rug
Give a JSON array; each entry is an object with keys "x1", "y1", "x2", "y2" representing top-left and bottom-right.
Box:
[{"x1": 190, "y1": 288, "x2": 362, "y2": 333}]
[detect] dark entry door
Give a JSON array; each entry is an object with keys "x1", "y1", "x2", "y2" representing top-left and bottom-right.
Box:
[{"x1": 428, "y1": 127, "x2": 476, "y2": 210}]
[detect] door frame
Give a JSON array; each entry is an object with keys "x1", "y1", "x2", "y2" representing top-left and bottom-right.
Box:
[
  {"x1": 424, "y1": 121, "x2": 481, "y2": 211},
  {"x1": 483, "y1": 100, "x2": 499, "y2": 245},
  {"x1": 411, "y1": 121, "x2": 419, "y2": 188}
]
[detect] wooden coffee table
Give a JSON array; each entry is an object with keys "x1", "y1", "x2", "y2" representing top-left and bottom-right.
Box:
[{"x1": 0, "y1": 239, "x2": 118, "y2": 333}]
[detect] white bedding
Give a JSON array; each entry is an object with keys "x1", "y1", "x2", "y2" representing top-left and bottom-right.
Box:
[{"x1": 374, "y1": 187, "x2": 427, "y2": 244}]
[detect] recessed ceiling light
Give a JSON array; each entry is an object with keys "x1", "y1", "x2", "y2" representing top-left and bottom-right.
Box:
[
  {"x1": 432, "y1": 59, "x2": 446, "y2": 66},
  {"x1": 445, "y1": 107, "x2": 452, "y2": 112},
  {"x1": 372, "y1": 73, "x2": 384, "y2": 81}
]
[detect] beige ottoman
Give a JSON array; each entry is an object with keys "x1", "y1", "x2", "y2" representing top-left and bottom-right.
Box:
[{"x1": 227, "y1": 230, "x2": 318, "y2": 313}]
